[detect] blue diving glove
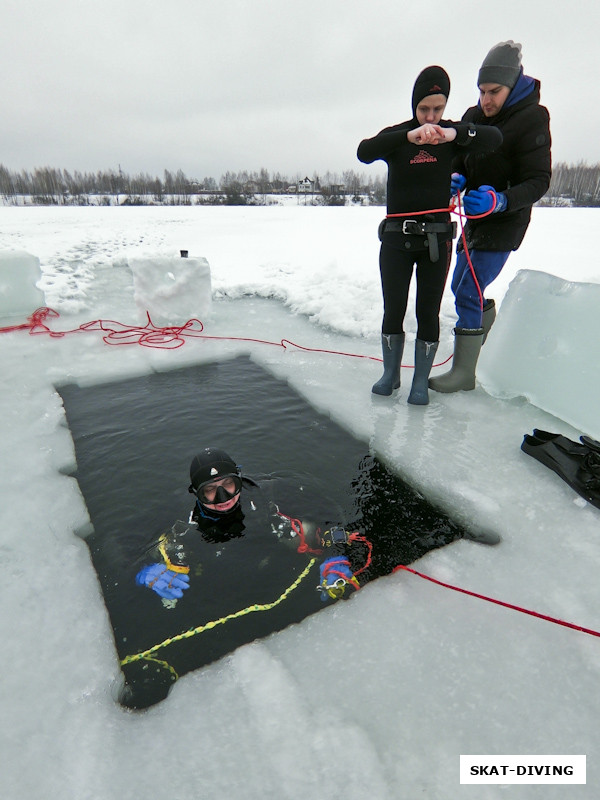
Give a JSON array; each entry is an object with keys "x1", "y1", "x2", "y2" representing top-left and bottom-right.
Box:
[
  {"x1": 136, "y1": 563, "x2": 190, "y2": 600},
  {"x1": 464, "y1": 185, "x2": 507, "y2": 215},
  {"x1": 319, "y1": 556, "x2": 357, "y2": 601},
  {"x1": 450, "y1": 172, "x2": 467, "y2": 196},
  {"x1": 492, "y1": 191, "x2": 507, "y2": 212}
]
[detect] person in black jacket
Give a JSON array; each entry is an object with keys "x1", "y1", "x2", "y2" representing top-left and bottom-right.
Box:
[
  {"x1": 429, "y1": 41, "x2": 552, "y2": 393},
  {"x1": 358, "y1": 66, "x2": 501, "y2": 405}
]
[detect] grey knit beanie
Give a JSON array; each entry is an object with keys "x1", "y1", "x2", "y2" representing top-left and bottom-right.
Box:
[{"x1": 478, "y1": 40, "x2": 522, "y2": 88}]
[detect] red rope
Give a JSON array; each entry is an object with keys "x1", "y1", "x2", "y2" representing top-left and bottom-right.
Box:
[
  {"x1": 455, "y1": 192, "x2": 486, "y2": 310},
  {"x1": 384, "y1": 192, "x2": 496, "y2": 222},
  {"x1": 276, "y1": 511, "x2": 323, "y2": 556},
  {"x1": 348, "y1": 532, "x2": 373, "y2": 578},
  {"x1": 240, "y1": 508, "x2": 598, "y2": 637},
  {"x1": 272, "y1": 520, "x2": 600, "y2": 640},
  {"x1": 0, "y1": 307, "x2": 455, "y2": 368},
  {"x1": 385, "y1": 191, "x2": 497, "y2": 314},
  {"x1": 0, "y1": 306, "x2": 61, "y2": 335},
  {"x1": 385, "y1": 202, "x2": 457, "y2": 218},
  {"x1": 394, "y1": 564, "x2": 600, "y2": 640},
  {"x1": 276, "y1": 511, "x2": 373, "y2": 584}
]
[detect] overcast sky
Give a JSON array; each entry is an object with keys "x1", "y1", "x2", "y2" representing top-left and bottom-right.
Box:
[{"x1": 0, "y1": 0, "x2": 597, "y2": 181}]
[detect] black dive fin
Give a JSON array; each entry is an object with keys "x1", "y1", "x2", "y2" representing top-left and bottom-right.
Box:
[
  {"x1": 521, "y1": 431, "x2": 600, "y2": 510},
  {"x1": 581, "y1": 435, "x2": 600, "y2": 454}
]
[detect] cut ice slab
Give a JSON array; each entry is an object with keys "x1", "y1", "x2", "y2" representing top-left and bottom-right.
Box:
[
  {"x1": 128, "y1": 253, "x2": 211, "y2": 325},
  {"x1": 478, "y1": 269, "x2": 600, "y2": 441},
  {"x1": 0, "y1": 249, "x2": 45, "y2": 319}
]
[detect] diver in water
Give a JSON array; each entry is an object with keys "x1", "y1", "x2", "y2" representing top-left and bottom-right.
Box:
[
  {"x1": 124, "y1": 447, "x2": 497, "y2": 709},
  {"x1": 135, "y1": 447, "x2": 357, "y2": 604},
  {"x1": 121, "y1": 447, "x2": 361, "y2": 709}
]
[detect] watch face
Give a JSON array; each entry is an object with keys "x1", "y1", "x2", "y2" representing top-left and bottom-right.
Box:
[{"x1": 330, "y1": 527, "x2": 347, "y2": 544}]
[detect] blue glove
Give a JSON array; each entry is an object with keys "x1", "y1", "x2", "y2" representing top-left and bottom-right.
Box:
[
  {"x1": 136, "y1": 563, "x2": 190, "y2": 599},
  {"x1": 319, "y1": 556, "x2": 356, "y2": 601},
  {"x1": 450, "y1": 172, "x2": 466, "y2": 196},
  {"x1": 492, "y1": 191, "x2": 507, "y2": 213},
  {"x1": 464, "y1": 185, "x2": 507, "y2": 215}
]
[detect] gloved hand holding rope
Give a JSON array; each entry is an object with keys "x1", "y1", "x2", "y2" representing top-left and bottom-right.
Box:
[
  {"x1": 318, "y1": 556, "x2": 359, "y2": 601},
  {"x1": 136, "y1": 563, "x2": 190, "y2": 600}
]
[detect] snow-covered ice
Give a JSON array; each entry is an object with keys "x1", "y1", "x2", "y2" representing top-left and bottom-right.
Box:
[{"x1": 1, "y1": 204, "x2": 599, "y2": 799}]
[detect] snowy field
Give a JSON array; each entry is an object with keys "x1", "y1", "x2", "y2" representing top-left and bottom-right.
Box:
[{"x1": 1, "y1": 204, "x2": 599, "y2": 798}]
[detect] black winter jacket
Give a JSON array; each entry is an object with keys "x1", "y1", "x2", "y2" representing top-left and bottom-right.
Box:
[{"x1": 453, "y1": 79, "x2": 551, "y2": 251}]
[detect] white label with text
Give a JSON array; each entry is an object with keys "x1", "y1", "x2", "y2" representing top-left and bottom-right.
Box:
[{"x1": 460, "y1": 755, "x2": 586, "y2": 784}]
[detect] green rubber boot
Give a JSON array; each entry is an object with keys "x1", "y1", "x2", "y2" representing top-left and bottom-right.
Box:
[{"x1": 428, "y1": 328, "x2": 484, "y2": 393}]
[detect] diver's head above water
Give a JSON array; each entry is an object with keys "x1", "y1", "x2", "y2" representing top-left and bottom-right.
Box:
[{"x1": 189, "y1": 447, "x2": 242, "y2": 515}]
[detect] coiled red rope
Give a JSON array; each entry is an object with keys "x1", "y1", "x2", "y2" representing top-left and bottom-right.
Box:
[
  {"x1": 0, "y1": 307, "x2": 452, "y2": 368},
  {"x1": 0, "y1": 306, "x2": 62, "y2": 334}
]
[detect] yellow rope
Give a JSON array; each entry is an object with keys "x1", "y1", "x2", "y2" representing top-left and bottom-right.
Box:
[
  {"x1": 140, "y1": 656, "x2": 179, "y2": 681},
  {"x1": 121, "y1": 557, "x2": 317, "y2": 667}
]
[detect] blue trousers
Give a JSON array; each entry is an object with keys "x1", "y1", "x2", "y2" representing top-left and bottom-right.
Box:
[{"x1": 451, "y1": 249, "x2": 510, "y2": 329}]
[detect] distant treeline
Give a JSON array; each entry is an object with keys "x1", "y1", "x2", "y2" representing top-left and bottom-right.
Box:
[
  {"x1": 0, "y1": 162, "x2": 598, "y2": 207},
  {"x1": 0, "y1": 165, "x2": 385, "y2": 206},
  {"x1": 543, "y1": 161, "x2": 600, "y2": 207}
]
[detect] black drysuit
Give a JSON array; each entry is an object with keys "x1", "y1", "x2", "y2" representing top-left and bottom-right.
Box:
[{"x1": 358, "y1": 120, "x2": 501, "y2": 339}]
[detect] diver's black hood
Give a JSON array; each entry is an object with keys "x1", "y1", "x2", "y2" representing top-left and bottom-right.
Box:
[{"x1": 189, "y1": 447, "x2": 240, "y2": 491}]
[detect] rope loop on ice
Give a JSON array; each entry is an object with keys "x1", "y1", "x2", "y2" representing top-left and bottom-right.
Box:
[{"x1": 0, "y1": 307, "x2": 454, "y2": 369}]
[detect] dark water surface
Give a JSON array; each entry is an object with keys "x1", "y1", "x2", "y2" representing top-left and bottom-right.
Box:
[{"x1": 58, "y1": 355, "x2": 465, "y2": 707}]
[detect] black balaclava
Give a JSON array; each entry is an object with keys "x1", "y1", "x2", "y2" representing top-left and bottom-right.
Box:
[{"x1": 411, "y1": 65, "x2": 450, "y2": 117}]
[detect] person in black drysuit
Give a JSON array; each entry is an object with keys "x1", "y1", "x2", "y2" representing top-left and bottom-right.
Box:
[
  {"x1": 135, "y1": 447, "x2": 358, "y2": 604},
  {"x1": 123, "y1": 447, "x2": 360, "y2": 708},
  {"x1": 358, "y1": 65, "x2": 502, "y2": 405},
  {"x1": 429, "y1": 41, "x2": 552, "y2": 393}
]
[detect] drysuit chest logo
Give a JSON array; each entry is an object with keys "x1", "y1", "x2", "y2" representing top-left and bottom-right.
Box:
[{"x1": 410, "y1": 149, "x2": 437, "y2": 165}]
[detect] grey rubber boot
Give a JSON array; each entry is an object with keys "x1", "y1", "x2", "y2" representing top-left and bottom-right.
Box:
[
  {"x1": 407, "y1": 339, "x2": 439, "y2": 405},
  {"x1": 372, "y1": 333, "x2": 405, "y2": 396},
  {"x1": 428, "y1": 328, "x2": 484, "y2": 393},
  {"x1": 482, "y1": 299, "x2": 496, "y2": 344}
]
